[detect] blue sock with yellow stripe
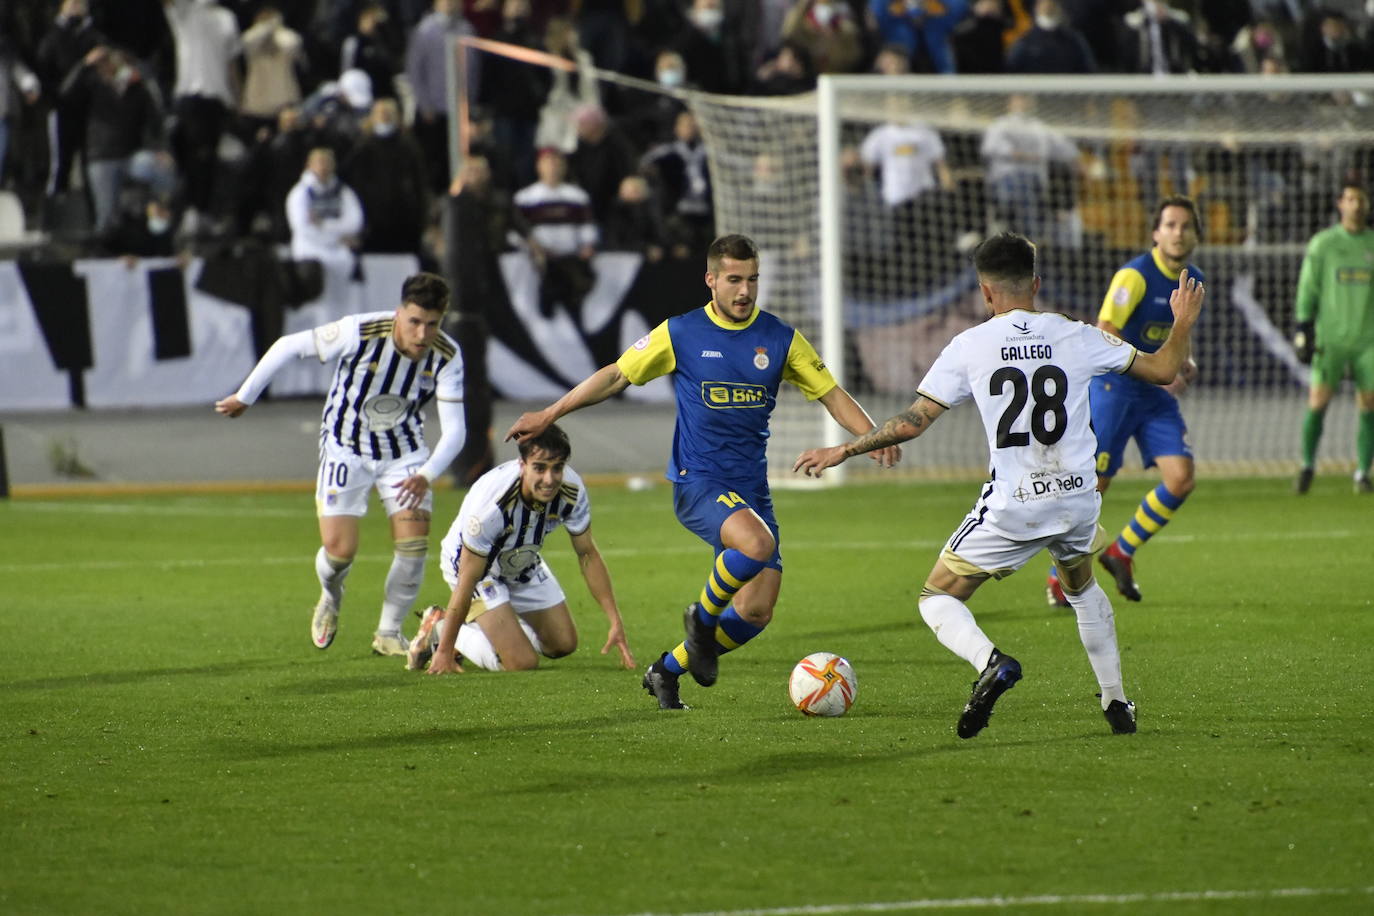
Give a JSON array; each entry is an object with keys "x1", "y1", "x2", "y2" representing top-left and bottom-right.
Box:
[
  {"x1": 665, "y1": 606, "x2": 765, "y2": 675},
  {"x1": 659, "y1": 552, "x2": 767, "y2": 678},
  {"x1": 713, "y1": 606, "x2": 765, "y2": 654},
  {"x1": 1116, "y1": 483, "x2": 1186, "y2": 557},
  {"x1": 697, "y1": 549, "x2": 767, "y2": 622}
]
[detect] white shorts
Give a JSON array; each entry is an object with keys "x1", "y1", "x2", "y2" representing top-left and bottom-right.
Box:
[
  {"x1": 442, "y1": 556, "x2": 567, "y2": 617},
  {"x1": 940, "y1": 513, "x2": 1106, "y2": 581},
  {"x1": 315, "y1": 437, "x2": 433, "y2": 518}
]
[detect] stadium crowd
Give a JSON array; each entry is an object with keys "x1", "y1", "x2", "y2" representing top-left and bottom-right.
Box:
[{"x1": 0, "y1": 0, "x2": 1371, "y2": 268}]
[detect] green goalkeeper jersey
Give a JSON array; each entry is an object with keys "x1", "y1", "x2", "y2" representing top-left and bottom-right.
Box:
[{"x1": 1294, "y1": 225, "x2": 1374, "y2": 348}]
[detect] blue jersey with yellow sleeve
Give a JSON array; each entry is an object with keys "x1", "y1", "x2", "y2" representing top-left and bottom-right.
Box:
[
  {"x1": 1098, "y1": 247, "x2": 1204, "y2": 354},
  {"x1": 617, "y1": 303, "x2": 837, "y2": 491}
]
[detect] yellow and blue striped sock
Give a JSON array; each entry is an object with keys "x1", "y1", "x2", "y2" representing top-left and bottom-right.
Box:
[
  {"x1": 661, "y1": 553, "x2": 768, "y2": 678},
  {"x1": 714, "y1": 606, "x2": 765, "y2": 655},
  {"x1": 1117, "y1": 483, "x2": 1186, "y2": 557},
  {"x1": 664, "y1": 606, "x2": 765, "y2": 676},
  {"x1": 697, "y1": 549, "x2": 767, "y2": 621}
]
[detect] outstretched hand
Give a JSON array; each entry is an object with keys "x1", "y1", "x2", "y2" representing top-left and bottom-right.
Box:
[
  {"x1": 1169, "y1": 269, "x2": 1205, "y2": 327},
  {"x1": 793, "y1": 445, "x2": 849, "y2": 478},
  {"x1": 214, "y1": 395, "x2": 247, "y2": 417},
  {"x1": 505, "y1": 410, "x2": 552, "y2": 443}
]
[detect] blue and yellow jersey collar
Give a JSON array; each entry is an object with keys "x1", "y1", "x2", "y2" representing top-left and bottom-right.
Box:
[
  {"x1": 1150, "y1": 246, "x2": 1184, "y2": 280},
  {"x1": 704, "y1": 300, "x2": 760, "y2": 330}
]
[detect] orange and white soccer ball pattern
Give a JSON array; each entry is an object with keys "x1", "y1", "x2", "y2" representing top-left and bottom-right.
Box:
[{"x1": 788, "y1": 652, "x2": 857, "y2": 717}]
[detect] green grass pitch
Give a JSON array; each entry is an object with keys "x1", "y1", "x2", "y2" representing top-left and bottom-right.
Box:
[{"x1": 2, "y1": 477, "x2": 1371, "y2": 915}]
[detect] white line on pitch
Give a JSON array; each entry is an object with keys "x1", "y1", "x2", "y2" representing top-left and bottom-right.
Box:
[
  {"x1": 6, "y1": 501, "x2": 300, "y2": 517},
  {"x1": 594, "y1": 885, "x2": 1373, "y2": 916},
  {"x1": 0, "y1": 528, "x2": 1364, "y2": 576}
]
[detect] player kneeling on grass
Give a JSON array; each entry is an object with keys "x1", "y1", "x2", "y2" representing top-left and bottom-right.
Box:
[
  {"x1": 795, "y1": 232, "x2": 1205, "y2": 739},
  {"x1": 411, "y1": 424, "x2": 637, "y2": 675}
]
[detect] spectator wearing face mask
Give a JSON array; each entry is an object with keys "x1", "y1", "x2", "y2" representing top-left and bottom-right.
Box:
[
  {"x1": 342, "y1": 98, "x2": 430, "y2": 256},
  {"x1": 100, "y1": 194, "x2": 179, "y2": 260},
  {"x1": 670, "y1": 0, "x2": 750, "y2": 93},
  {"x1": 286, "y1": 146, "x2": 364, "y2": 267},
  {"x1": 1005, "y1": 0, "x2": 1097, "y2": 74},
  {"x1": 782, "y1": 0, "x2": 866, "y2": 75},
  {"x1": 1231, "y1": 19, "x2": 1287, "y2": 73},
  {"x1": 618, "y1": 49, "x2": 690, "y2": 149},
  {"x1": 868, "y1": 0, "x2": 970, "y2": 75}
]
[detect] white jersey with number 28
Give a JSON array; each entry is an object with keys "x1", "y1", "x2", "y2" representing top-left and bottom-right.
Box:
[{"x1": 916, "y1": 310, "x2": 1138, "y2": 538}]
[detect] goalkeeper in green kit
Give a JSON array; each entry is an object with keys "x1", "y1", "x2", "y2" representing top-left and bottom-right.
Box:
[{"x1": 1292, "y1": 183, "x2": 1374, "y2": 494}]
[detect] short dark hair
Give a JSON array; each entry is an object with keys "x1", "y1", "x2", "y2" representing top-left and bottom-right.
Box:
[
  {"x1": 400, "y1": 272, "x2": 449, "y2": 313},
  {"x1": 972, "y1": 232, "x2": 1037, "y2": 289},
  {"x1": 1152, "y1": 195, "x2": 1202, "y2": 236},
  {"x1": 519, "y1": 423, "x2": 571, "y2": 463},
  {"x1": 706, "y1": 234, "x2": 760, "y2": 273}
]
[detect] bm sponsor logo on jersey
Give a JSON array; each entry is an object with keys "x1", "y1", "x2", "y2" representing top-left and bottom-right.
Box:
[
  {"x1": 1141, "y1": 322, "x2": 1172, "y2": 343},
  {"x1": 702, "y1": 381, "x2": 767, "y2": 408}
]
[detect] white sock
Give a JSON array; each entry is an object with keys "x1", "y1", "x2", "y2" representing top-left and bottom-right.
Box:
[
  {"x1": 315, "y1": 547, "x2": 351, "y2": 607},
  {"x1": 377, "y1": 554, "x2": 425, "y2": 634},
  {"x1": 918, "y1": 594, "x2": 995, "y2": 672},
  {"x1": 455, "y1": 621, "x2": 503, "y2": 671},
  {"x1": 518, "y1": 618, "x2": 545, "y2": 657},
  {"x1": 1066, "y1": 581, "x2": 1127, "y2": 707}
]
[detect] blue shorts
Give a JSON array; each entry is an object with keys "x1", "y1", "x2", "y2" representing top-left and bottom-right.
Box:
[
  {"x1": 1090, "y1": 375, "x2": 1192, "y2": 478},
  {"x1": 672, "y1": 476, "x2": 783, "y2": 571}
]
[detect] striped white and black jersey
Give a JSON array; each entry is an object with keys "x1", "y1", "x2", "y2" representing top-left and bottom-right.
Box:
[
  {"x1": 315, "y1": 310, "x2": 464, "y2": 459},
  {"x1": 510, "y1": 181, "x2": 599, "y2": 256},
  {"x1": 440, "y1": 460, "x2": 591, "y2": 584}
]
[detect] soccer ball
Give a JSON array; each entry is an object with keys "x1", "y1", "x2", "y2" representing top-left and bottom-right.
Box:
[{"x1": 788, "y1": 652, "x2": 857, "y2": 717}]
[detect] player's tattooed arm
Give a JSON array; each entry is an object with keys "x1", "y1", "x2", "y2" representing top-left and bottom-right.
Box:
[
  {"x1": 795, "y1": 397, "x2": 940, "y2": 478},
  {"x1": 843, "y1": 398, "x2": 941, "y2": 457}
]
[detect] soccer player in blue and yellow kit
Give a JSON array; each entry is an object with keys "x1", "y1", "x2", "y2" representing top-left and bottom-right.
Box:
[
  {"x1": 1048, "y1": 197, "x2": 1204, "y2": 605},
  {"x1": 506, "y1": 234, "x2": 900, "y2": 708}
]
